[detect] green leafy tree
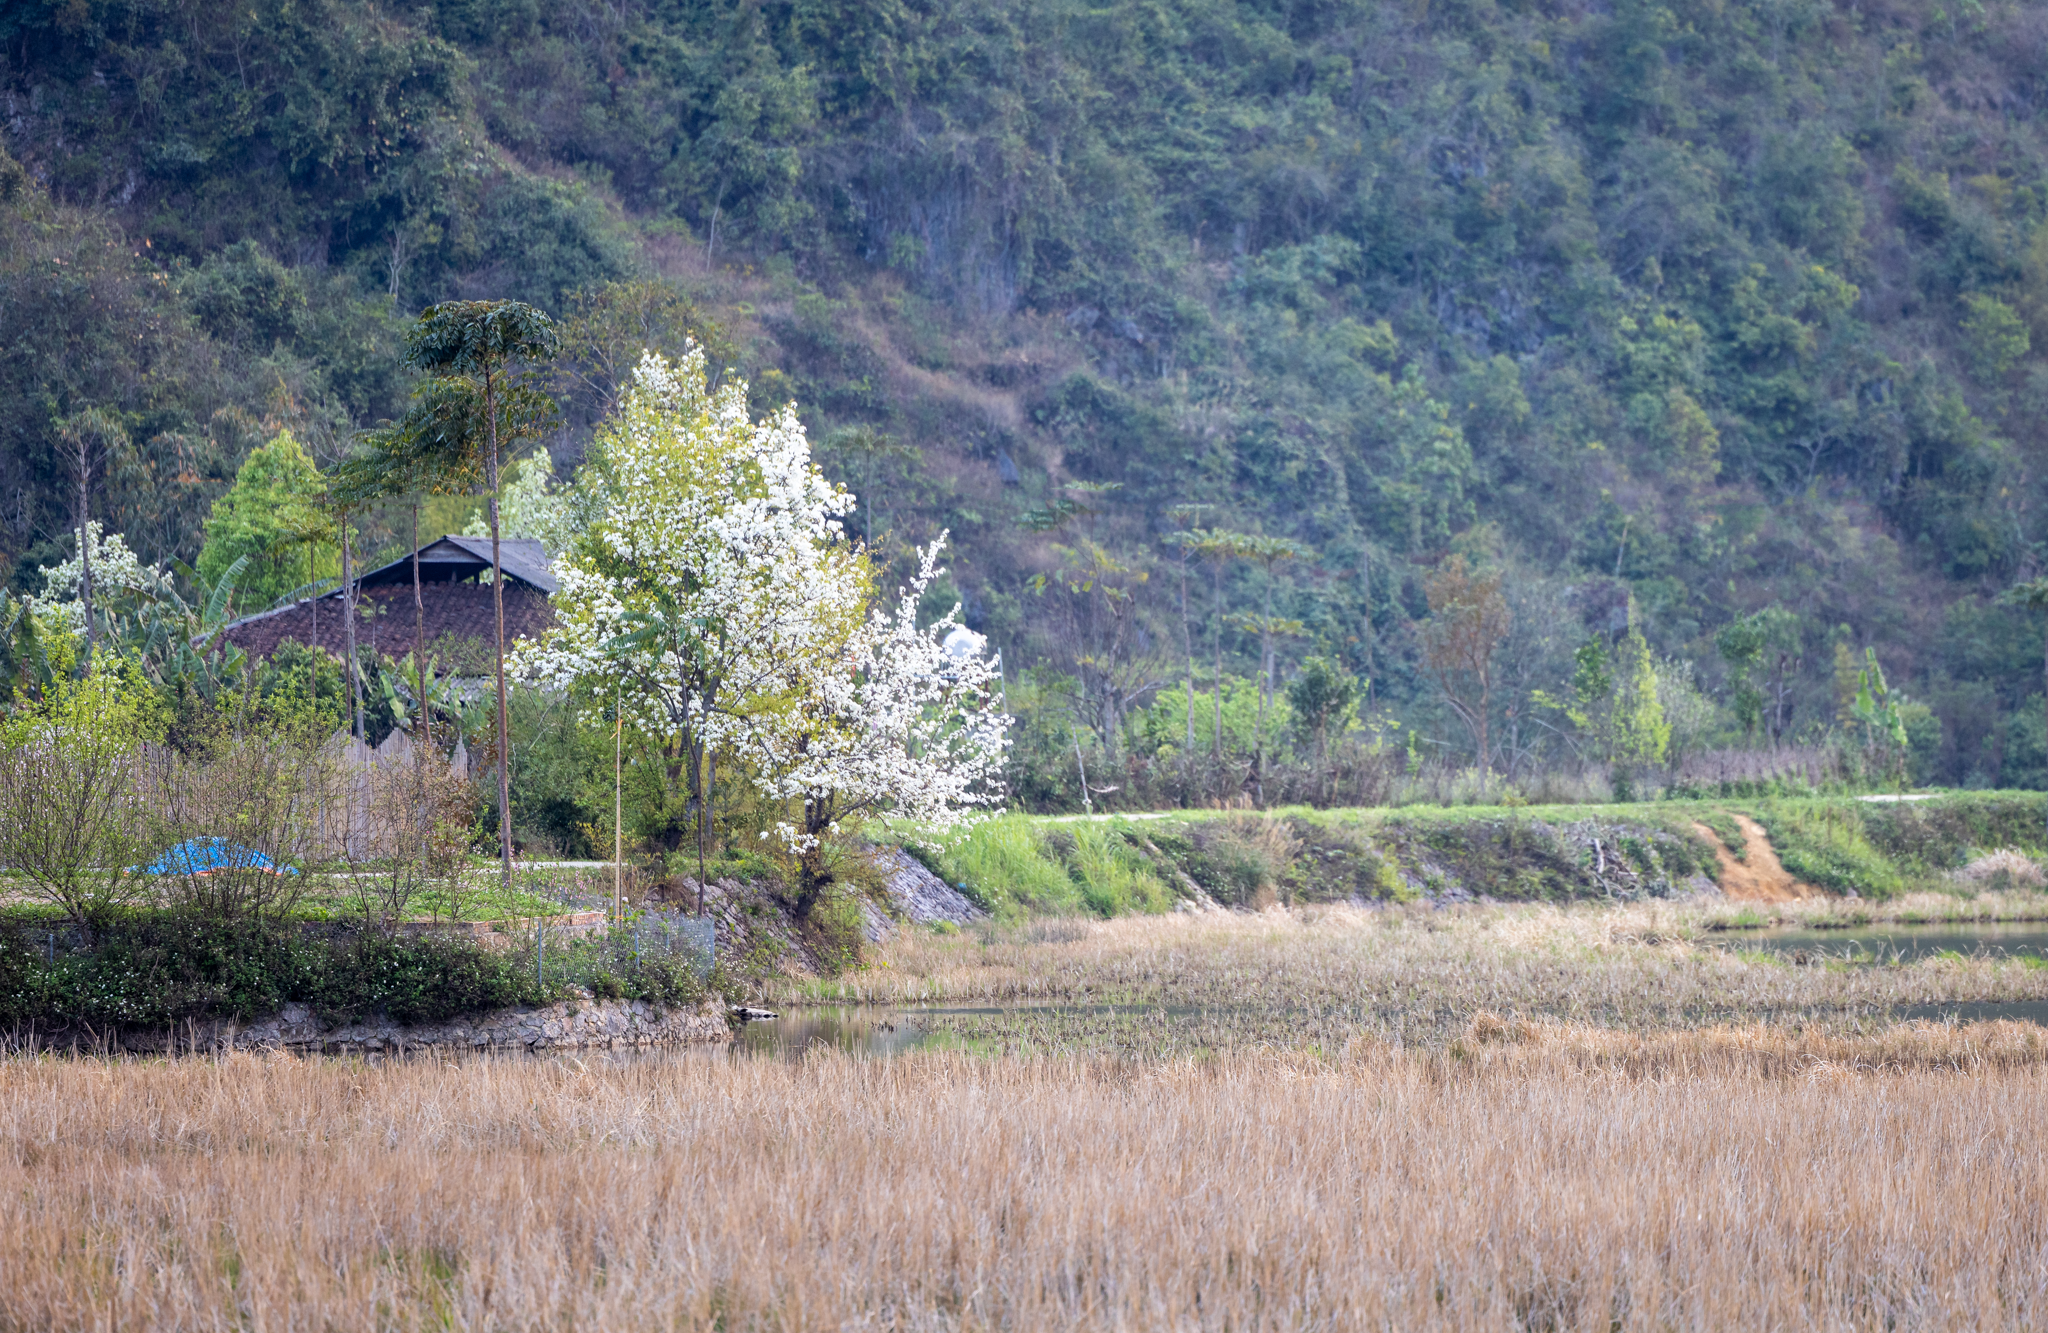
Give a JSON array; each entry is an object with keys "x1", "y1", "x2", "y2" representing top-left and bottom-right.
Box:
[
  {"x1": 1850, "y1": 647, "x2": 1909, "y2": 788},
  {"x1": 1961, "y1": 294, "x2": 2030, "y2": 381},
  {"x1": 1998, "y1": 578, "x2": 2048, "y2": 806},
  {"x1": 1286, "y1": 655, "x2": 1360, "y2": 797},
  {"x1": 1608, "y1": 625, "x2": 1670, "y2": 777},
  {"x1": 1715, "y1": 608, "x2": 1804, "y2": 747},
  {"x1": 1378, "y1": 366, "x2": 1476, "y2": 555},
  {"x1": 1552, "y1": 625, "x2": 1666, "y2": 791},
  {"x1": 196, "y1": 430, "x2": 335, "y2": 614}
]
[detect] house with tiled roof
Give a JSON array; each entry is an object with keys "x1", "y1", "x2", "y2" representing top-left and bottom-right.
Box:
[{"x1": 218, "y1": 535, "x2": 556, "y2": 671}]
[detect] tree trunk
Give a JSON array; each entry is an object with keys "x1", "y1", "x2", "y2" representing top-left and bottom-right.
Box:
[
  {"x1": 414, "y1": 500, "x2": 428, "y2": 756},
  {"x1": 342, "y1": 523, "x2": 361, "y2": 742},
  {"x1": 1180, "y1": 550, "x2": 1194, "y2": 806},
  {"x1": 75, "y1": 445, "x2": 93, "y2": 663},
  {"x1": 1211, "y1": 562, "x2": 1224, "y2": 781},
  {"x1": 698, "y1": 748, "x2": 715, "y2": 914},
  {"x1": 614, "y1": 690, "x2": 623, "y2": 924},
  {"x1": 1254, "y1": 580, "x2": 1273, "y2": 807},
  {"x1": 792, "y1": 796, "x2": 835, "y2": 920},
  {"x1": 1476, "y1": 670, "x2": 1491, "y2": 799},
  {"x1": 307, "y1": 545, "x2": 317, "y2": 707},
  {"x1": 486, "y1": 365, "x2": 513, "y2": 893}
]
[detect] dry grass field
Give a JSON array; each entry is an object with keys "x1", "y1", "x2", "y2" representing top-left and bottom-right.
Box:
[
  {"x1": 3, "y1": 1027, "x2": 2048, "y2": 1330},
  {"x1": 777, "y1": 896, "x2": 2048, "y2": 1048},
  {"x1": 6, "y1": 903, "x2": 2048, "y2": 1330}
]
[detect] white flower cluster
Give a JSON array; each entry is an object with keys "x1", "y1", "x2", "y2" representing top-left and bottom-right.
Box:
[
  {"x1": 514, "y1": 346, "x2": 1010, "y2": 840},
  {"x1": 30, "y1": 523, "x2": 179, "y2": 633},
  {"x1": 741, "y1": 532, "x2": 1010, "y2": 850}
]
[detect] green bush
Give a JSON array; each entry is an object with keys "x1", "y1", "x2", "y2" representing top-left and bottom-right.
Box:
[{"x1": 0, "y1": 913, "x2": 706, "y2": 1033}]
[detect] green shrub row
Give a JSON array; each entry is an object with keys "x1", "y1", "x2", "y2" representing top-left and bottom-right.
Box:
[{"x1": 0, "y1": 914, "x2": 710, "y2": 1034}]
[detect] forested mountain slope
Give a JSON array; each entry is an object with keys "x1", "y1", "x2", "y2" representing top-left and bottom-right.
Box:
[{"x1": 8, "y1": 0, "x2": 2048, "y2": 791}]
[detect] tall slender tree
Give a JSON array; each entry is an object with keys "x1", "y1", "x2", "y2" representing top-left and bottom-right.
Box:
[
  {"x1": 1239, "y1": 535, "x2": 1310, "y2": 804},
  {"x1": 398, "y1": 303, "x2": 561, "y2": 890},
  {"x1": 333, "y1": 416, "x2": 484, "y2": 759},
  {"x1": 55, "y1": 409, "x2": 127, "y2": 664},
  {"x1": 1182, "y1": 529, "x2": 1258, "y2": 796},
  {"x1": 1164, "y1": 504, "x2": 1213, "y2": 804}
]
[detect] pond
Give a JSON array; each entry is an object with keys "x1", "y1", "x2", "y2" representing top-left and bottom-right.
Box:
[
  {"x1": 1707, "y1": 921, "x2": 2048, "y2": 965},
  {"x1": 727, "y1": 1004, "x2": 1193, "y2": 1060},
  {"x1": 694, "y1": 927, "x2": 2048, "y2": 1060}
]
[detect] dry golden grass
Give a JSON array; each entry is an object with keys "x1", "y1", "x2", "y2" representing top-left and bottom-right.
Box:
[
  {"x1": 788, "y1": 902, "x2": 2048, "y2": 1046},
  {"x1": 4, "y1": 1035, "x2": 2048, "y2": 1330}
]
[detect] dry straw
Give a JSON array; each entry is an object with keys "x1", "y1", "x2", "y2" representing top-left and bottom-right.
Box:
[{"x1": 2, "y1": 1034, "x2": 2047, "y2": 1329}]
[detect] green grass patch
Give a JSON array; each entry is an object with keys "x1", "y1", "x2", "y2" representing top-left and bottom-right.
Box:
[
  {"x1": 1755, "y1": 801, "x2": 1903, "y2": 898},
  {"x1": 920, "y1": 815, "x2": 1082, "y2": 917},
  {"x1": 920, "y1": 793, "x2": 2048, "y2": 916},
  {"x1": 1694, "y1": 809, "x2": 1746, "y2": 858},
  {"x1": 1703, "y1": 905, "x2": 1773, "y2": 931},
  {"x1": 1057, "y1": 822, "x2": 1176, "y2": 917}
]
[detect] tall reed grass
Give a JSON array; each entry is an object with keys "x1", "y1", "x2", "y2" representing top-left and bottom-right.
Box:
[{"x1": 1, "y1": 1040, "x2": 2044, "y2": 1329}]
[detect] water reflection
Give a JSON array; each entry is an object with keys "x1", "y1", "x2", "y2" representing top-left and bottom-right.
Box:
[
  {"x1": 1709, "y1": 921, "x2": 2048, "y2": 964},
  {"x1": 730, "y1": 1006, "x2": 946, "y2": 1059},
  {"x1": 728, "y1": 1004, "x2": 1186, "y2": 1059}
]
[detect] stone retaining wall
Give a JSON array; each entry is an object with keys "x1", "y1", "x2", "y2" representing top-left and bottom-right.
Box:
[{"x1": 106, "y1": 995, "x2": 731, "y2": 1055}]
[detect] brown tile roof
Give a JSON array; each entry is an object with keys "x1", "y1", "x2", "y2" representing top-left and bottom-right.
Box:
[{"x1": 220, "y1": 581, "x2": 556, "y2": 671}]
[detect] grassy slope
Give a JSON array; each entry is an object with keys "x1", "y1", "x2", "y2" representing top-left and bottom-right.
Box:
[{"x1": 913, "y1": 792, "x2": 2048, "y2": 917}]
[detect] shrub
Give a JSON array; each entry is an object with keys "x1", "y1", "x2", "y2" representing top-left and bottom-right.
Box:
[
  {"x1": 1181, "y1": 816, "x2": 1300, "y2": 908},
  {"x1": 0, "y1": 913, "x2": 707, "y2": 1033},
  {"x1": 0, "y1": 661, "x2": 163, "y2": 933}
]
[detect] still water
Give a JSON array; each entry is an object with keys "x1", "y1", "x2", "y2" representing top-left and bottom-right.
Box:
[
  {"x1": 717, "y1": 924, "x2": 2048, "y2": 1058},
  {"x1": 1708, "y1": 921, "x2": 2048, "y2": 964},
  {"x1": 727, "y1": 1004, "x2": 1185, "y2": 1060},
  {"x1": 1703, "y1": 921, "x2": 2048, "y2": 1028}
]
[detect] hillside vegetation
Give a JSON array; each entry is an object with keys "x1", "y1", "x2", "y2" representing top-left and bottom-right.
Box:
[
  {"x1": 915, "y1": 791, "x2": 2048, "y2": 913},
  {"x1": 11, "y1": 0, "x2": 2048, "y2": 797}
]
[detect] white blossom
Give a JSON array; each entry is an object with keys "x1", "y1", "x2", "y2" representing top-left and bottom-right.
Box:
[
  {"x1": 464, "y1": 447, "x2": 577, "y2": 558},
  {"x1": 516, "y1": 345, "x2": 1008, "y2": 850},
  {"x1": 740, "y1": 533, "x2": 1010, "y2": 851},
  {"x1": 30, "y1": 524, "x2": 178, "y2": 634}
]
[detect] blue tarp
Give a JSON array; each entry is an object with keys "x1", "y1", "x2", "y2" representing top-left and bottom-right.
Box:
[{"x1": 137, "y1": 838, "x2": 297, "y2": 877}]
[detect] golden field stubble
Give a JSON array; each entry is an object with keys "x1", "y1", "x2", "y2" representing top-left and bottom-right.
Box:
[{"x1": 2, "y1": 1026, "x2": 2047, "y2": 1331}]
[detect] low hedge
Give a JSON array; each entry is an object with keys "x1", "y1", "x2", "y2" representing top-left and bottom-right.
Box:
[{"x1": 0, "y1": 912, "x2": 710, "y2": 1034}]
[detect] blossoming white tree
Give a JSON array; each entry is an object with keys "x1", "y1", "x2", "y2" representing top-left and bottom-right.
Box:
[
  {"x1": 518, "y1": 346, "x2": 1007, "y2": 914},
  {"x1": 740, "y1": 533, "x2": 1009, "y2": 916}
]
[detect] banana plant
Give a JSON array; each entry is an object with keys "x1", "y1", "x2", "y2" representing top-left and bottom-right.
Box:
[{"x1": 373, "y1": 650, "x2": 457, "y2": 740}]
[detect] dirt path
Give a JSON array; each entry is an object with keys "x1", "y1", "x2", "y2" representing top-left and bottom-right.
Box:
[{"x1": 1691, "y1": 814, "x2": 1824, "y2": 902}]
